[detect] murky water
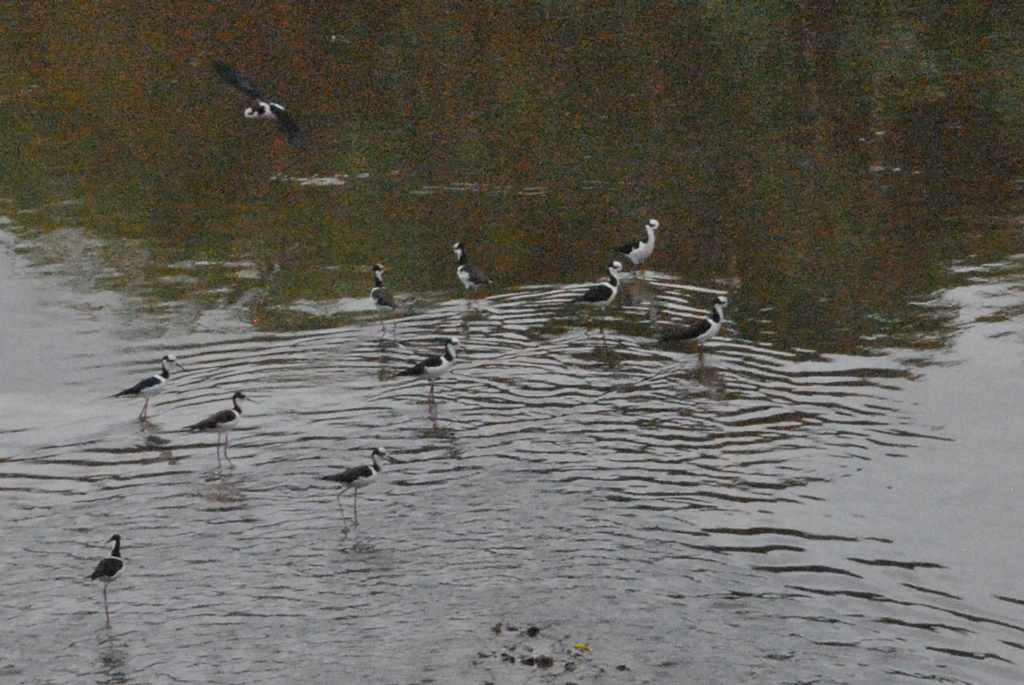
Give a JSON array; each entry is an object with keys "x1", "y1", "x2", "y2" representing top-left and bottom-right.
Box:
[
  {"x1": 5, "y1": 3, "x2": 1024, "y2": 683},
  {"x1": 3, "y1": 231, "x2": 1024, "y2": 684}
]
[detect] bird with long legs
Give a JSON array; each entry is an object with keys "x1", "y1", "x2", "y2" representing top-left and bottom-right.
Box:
[
  {"x1": 321, "y1": 447, "x2": 393, "y2": 531},
  {"x1": 112, "y1": 354, "x2": 185, "y2": 420},
  {"x1": 89, "y1": 534, "x2": 124, "y2": 628},
  {"x1": 397, "y1": 337, "x2": 460, "y2": 402},
  {"x1": 613, "y1": 219, "x2": 661, "y2": 274},
  {"x1": 187, "y1": 391, "x2": 249, "y2": 468},
  {"x1": 213, "y1": 60, "x2": 312, "y2": 150},
  {"x1": 660, "y1": 295, "x2": 728, "y2": 363},
  {"x1": 371, "y1": 263, "x2": 397, "y2": 335},
  {"x1": 453, "y1": 242, "x2": 491, "y2": 292},
  {"x1": 575, "y1": 261, "x2": 623, "y2": 333}
]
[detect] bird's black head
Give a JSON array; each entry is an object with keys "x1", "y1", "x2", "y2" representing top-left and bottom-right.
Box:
[
  {"x1": 453, "y1": 242, "x2": 466, "y2": 255},
  {"x1": 373, "y1": 263, "x2": 385, "y2": 273},
  {"x1": 371, "y1": 447, "x2": 392, "y2": 462},
  {"x1": 233, "y1": 391, "x2": 247, "y2": 401},
  {"x1": 107, "y1": 534, "x2": 121, "y2": 544}
]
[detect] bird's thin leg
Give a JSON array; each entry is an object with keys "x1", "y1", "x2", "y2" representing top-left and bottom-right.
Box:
[
  {"x1": 223, "y1": 433, "x2": 234, "y2": 467},
  {"x1": 103, "y1": 586, "x2": 111, "y2": 628},
  {"x1": 139, "y1": 399, "x2": 149, "y2": 420},
  {"x1": 336, "y1": 489, "x2": 351, "y2": 531},
  {"x1": 428, "y1": 381, "x2": 436, "y2": 403},
  {"x1": 352, "y1": 488, "x2": 359, "y2": 527}
]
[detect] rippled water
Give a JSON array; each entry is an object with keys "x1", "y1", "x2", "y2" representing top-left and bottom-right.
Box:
[{"x1": 2, "y1": 246, "x2": 1023, "y2": 684}]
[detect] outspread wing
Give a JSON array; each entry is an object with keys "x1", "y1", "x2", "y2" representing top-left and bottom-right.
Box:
[
  {"x1": 213, "y1": 60, "x2": 265, "y2": 99},
  {"x1": 271, "y1": 106, "x2": 312, "y2": 150}
]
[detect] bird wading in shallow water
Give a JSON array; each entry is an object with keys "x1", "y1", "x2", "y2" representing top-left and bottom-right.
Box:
[
  {"x1": 321, "y1": 447, "x2": 393, "y2": 530},
  {"x1": 397, "y1": 337, "x2": 460, "y2": 402},
  {"x1": 213, "y1": 60, "x2": 312, "y2": 150},
  {"x1": 660, "y1": 295, "x2": 728, "y2": 361},
  {"x1": 187, "y1": 391, "x2": 250, "y2": 468},
  {"x1": 453, "y1": 242, "x2": 491, "y2": 292},
  {"x1": 613, "y1": 218, "x2": 661, "y2": 270},
  {"x1": 89, "y1": 534, "x2": 124, "y2": 628},
  {"x1": 112, "y1": 354, "x2": 185, "y2": 420},
  {"x1": 371, "y1": 263, "x2": 397, "y2": 333},
  {"x1": 575, "y1": 261, "x2": 623, "y2": 331}
]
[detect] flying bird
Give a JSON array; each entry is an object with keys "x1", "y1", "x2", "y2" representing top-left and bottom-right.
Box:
[{"x1": 213, "y1": 60, "x2": 312, "y2": 150}]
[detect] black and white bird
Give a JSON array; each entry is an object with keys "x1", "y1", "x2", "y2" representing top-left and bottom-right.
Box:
[
  {"x1": 321, "y1": 447, "x2": 392, "y2": 529},
  {"x1": 660, "y1": 295, "x2": 728, "y2": 358},
  {"x1": 89, "y1": 534, "x2": 124, "y2": 628},
  {"x1": 213, "y1": 60, "x2": 312, "y2": 150},
  {"x1": 187, "y1": 391, "x2": 249, "y2": 467},
  {"x1": 576, "y1": 261, "x2": 623, "y2": 307},
  {"x1": 371, "y1": 262, "x2": 397, "y2": 325},
  {"x1": 112, "y1": 354, "x2": 185, "y2": 420},
  {"x1": 613, "y1": 218, "x2": 661, "y2": 267},
  {"x1": 453, "y1": 242, "x2": 491, "y2": 291},
  {"x1": 397, "y1": 337, "x2": 460, "y2": 401}
]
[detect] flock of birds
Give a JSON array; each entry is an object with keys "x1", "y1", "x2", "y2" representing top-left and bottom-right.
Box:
[{"x1": 88, "y1": 61, "x2": 731, "y2": 628}]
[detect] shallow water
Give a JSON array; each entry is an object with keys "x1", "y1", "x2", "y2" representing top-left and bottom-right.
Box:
[{"x1": 3, "y1": 235, "x2": 1024, "y2": 684}]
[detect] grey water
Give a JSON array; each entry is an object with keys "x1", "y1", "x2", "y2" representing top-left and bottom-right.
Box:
[
  {"x1": 3, "y1": 225, "x2": 1024, "y2": 683},
  {"x1": 5, "y1": 3, "x2": 1024, "y2": 683}
]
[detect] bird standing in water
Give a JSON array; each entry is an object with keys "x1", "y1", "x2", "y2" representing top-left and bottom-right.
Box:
[
  {"x1": 321, "y1": 447, "x2": 393, "y2": 530},
  {"x1": 660, "y1": 295, "x2": 728, "y2": 362},
  {"x1": 187, "y1": 391, "x2": 250, "y2": 468},
  {"x1": 89, "y1": 534, "x2": 124, "y2": 628},
  {"x1": 613, "y1": 219, "x2": 661, "y2": 275},
  {"x1": 112, "y1": 354, "x2": 185, "y2": 420}
]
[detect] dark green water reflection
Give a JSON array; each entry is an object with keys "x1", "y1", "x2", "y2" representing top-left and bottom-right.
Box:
[{"x1": 3, "y1": 2, "x2": 1024, "y2": 348}]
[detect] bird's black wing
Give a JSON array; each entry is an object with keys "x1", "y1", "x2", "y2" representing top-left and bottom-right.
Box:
[
  {"x1": 271, "y1": 106, "x2": 312, "y2": 150},
  {"x1": 466, "y1": 264, "x2": 490, "y2": 285},
  {"x1": 398, "y1": 355, "x2": 442, "y2": 376},
  {"x1": 213, "y1": 60, "x2": 265, "y2": 99},
  {"x1": 90, "y1": 556, "x2": 123, "y2": 580},
  {"x1": 188, "y1": 409, "x2": 237, "y2": 431},
  {"x1": 322, "y1": 464, "x2": 374, "y2": 485},
  {"x1": 576, "y1": 283, "x2": 613, "y2": 303},
  {"x1": 660, "y1": 318, "x2": 711, "y2": 342},
  {"x1": 113, "y1": 375, "x2": 161, "y2": 397},
  {"x1": 614, "y1": 238, "x2": 642, "y2": 255},
  {"x1": 372, "y1": 287, "x2": 396, "y2": 309}
]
